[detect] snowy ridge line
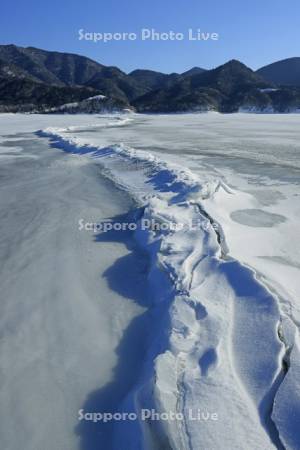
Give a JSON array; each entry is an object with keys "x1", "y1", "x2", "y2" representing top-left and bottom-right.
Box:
[
  {"x1": 37, "y1": 126, "x2": 290, "y2": 449},
  {"x1": 36, "y1": 125, "x2": 224, "y2": 202},
  {"x1": 116, "y1": 196, "x2": 287, "y2": 450},
  {"x1": 40, "y1": 117, "x2": 133, "y2": 133}
]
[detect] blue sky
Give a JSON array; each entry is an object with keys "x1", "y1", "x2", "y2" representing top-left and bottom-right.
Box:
[{"x1": 1, "y1": 0, "x2": 300, "y2": 73}]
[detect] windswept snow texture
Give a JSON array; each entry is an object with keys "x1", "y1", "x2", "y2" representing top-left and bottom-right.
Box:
[{"x1": 1, "y1": 113, "x2": 300, "y2": 450}]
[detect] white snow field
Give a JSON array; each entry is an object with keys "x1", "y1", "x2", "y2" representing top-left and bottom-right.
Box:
[{"x1": 0, "y1": 113, "x2": 300, "y2": 450}]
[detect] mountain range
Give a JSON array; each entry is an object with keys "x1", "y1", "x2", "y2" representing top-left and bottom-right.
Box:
[{"x1": 1, "y1": 44, "x2": 300, "y2": 113}]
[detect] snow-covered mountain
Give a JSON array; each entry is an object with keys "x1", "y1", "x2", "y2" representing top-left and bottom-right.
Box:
[{"x1": 1, "y1": 45, "x2": 300, "y2": 113}]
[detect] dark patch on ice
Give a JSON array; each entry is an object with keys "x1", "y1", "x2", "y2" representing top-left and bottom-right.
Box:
[
  {"x1": 199, "y1": 348, "x2": 217, "y2": 376},
  {"x1": 186, "y1": 299, "x2": 208, "y2": 320},
  {"x1": 248, "y1": 189, "x2": 286, "y2": 206},
  {"x1": 230, "y1": 209, "x2": 286, "y2": 227}
]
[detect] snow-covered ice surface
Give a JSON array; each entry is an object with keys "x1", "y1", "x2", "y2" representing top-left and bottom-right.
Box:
[
  {"x1": 1, "y1": 113, "x2": 300, "y2": 450},
  {"x1": 0, "y1": 116, "x2": 149, "y2": 450}
]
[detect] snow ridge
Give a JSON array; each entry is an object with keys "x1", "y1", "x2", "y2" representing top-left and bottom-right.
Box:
[{"x1": 37, "y1": 123, "x2": 290, "y2": 449}]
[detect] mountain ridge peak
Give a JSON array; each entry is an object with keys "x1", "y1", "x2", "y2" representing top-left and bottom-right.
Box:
[{"x1": 0, "y1": 44, "x2": 300, "y2": 113}]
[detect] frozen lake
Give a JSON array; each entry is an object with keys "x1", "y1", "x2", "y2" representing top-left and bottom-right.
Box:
[{"x1": 0, "y1": 113, "x2": 300, "y2": 450}]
